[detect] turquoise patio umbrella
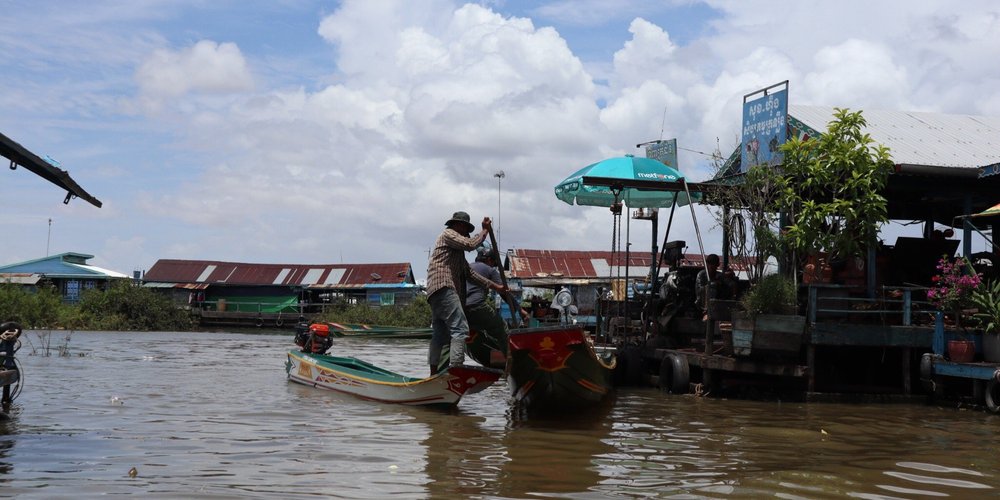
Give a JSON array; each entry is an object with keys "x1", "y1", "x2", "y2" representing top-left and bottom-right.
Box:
[{"x1": 554, "y1": 155, "x2": 696, "y2": 208}]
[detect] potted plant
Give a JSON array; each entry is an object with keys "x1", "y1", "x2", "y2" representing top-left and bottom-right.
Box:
[
  {"x1": 927, "y1": 255, "x2": 982, "y2": 362},
  {"x1": 971, "y1": 279, "x2": 1000, "y2": 362},
  {"x1": 731, "y1": 273, "x2": 804, "y2": 358}
]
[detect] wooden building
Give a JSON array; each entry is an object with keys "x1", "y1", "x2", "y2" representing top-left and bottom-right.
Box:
[{"x1": 143, "y1": 259, "x2": 419, "y2": 327}]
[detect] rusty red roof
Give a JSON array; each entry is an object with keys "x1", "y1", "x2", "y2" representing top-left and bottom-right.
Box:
[
  {"x1": 144, "y1": 259, "x2": 415, "y2": 288},
  {"x1": 506, "y1": 249, "x2": 754, "y2": 279},
  {"x1": 507, "y1": 249, "x2": 655, "y2": 279}
]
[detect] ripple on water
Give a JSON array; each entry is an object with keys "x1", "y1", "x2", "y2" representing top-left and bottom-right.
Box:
[{"x1": 2, "y1": 332, "x2": 999, "y2": 498}]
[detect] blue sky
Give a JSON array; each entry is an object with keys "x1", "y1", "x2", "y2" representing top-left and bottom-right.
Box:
[{"x1": 2, "y1": 0, "x2": 999, "y2": 280}]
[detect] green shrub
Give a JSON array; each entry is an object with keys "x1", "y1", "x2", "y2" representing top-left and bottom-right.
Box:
[
  {"x1": 0, "y1": 283, "x2": 70, "y2": 328},
  {"x1": 740, "y1": 273, "x2": 798, "y2": 318},
  {"x1": 314, "y1": 296, "x2": 431, "y2": 328},
  {"x1": 77, "y1": 281, "x2": 194, "y2": 331},
  {"x1": 972, "y1": 279, "x2": 1000, "y2": 335}
]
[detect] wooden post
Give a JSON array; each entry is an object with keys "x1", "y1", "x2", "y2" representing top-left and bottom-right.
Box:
[
  {"x1": 807, "y1": 345, "x2": 816, "y2": 392},
  {"x1": 902, "y1": 346, "x2": 911, "y2": 395}
]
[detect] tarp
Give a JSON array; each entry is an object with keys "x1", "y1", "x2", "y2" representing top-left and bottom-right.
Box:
[{"x1": 973, "y1": 201, "x2": 1000, "y2": 218}]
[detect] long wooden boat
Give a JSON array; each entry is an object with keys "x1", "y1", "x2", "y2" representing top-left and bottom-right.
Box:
[
  {"x1": 321, "y1": 322, "x2": 433, "y2": 339},
  {"x1": 507, "y1": 325, "x2": 616, "y2": 410},
  {"x1": 466, "y1": 327, "x2": 508, "y2": 369},
  {"x1": 286, "y1": 349, "x2": 501, "y2": 406}
]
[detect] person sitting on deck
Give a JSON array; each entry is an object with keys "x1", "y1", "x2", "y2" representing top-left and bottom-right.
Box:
[{"x1": 695, "y1": 254, "x2": 736, "y2": 320}]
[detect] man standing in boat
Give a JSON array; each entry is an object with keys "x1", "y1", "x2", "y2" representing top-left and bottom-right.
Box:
[{"x1": 426, "y1": 211, "x2": 506, "y2": 375}]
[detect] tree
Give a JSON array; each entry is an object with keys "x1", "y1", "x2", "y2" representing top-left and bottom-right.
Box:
[
  {"x1": 775, "y1": 108, "x2": 894, "y2": 263},
  {"x1": 707, "y1": 137, "x2": 784, "y2": 286}
]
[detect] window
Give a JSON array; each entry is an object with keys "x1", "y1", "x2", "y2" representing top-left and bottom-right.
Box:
[{"x1": 65, "y1": 280, "x2": 81, "y2": 302}]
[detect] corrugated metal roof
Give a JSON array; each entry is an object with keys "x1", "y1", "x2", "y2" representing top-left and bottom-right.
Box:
[
  {"x1": 506, "y1": 249, "x2": 755, "y2": 281},
  {"x1": 789, "y1": 105, "x2": 1000, "y2": 169},
  {"x1": 144, "y1": 259, "x2": 415, "y2": 287},
  {"x1": 0, "y1": 273, "x2": 40, "y2": 285},
  {"x1": 507, "y1": 249, "x2": 655, "y2": 279},
  {"x1": 0, "y1": 252, "x2": 129, "y2": 279}
]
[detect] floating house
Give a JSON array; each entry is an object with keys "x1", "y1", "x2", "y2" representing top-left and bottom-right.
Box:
[
  {"x1": 143, "y1": 259, "x2": 419, "y2": 327},
  {"x1": 0, "y1": 252, "x2": 131, "y2": 302},
  {"x1": 632, "y1": 104, "x2": 1000, "y2": 405},
  {"x1": 503, "y1": 248, "x2": 752, "y2": 327}
]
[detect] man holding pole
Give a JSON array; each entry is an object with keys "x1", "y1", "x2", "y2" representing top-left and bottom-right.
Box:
[{"x1": 426, "y1": 211, "x2": 506, "y2": 375}]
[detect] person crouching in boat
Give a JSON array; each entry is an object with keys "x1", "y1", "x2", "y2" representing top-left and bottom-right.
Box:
[
  {"x1": 465, "y1": 244, "x2": 522, "y2": 368},
  {"x1": 426, "y1": 211, "x2": 507, "y2": 375}
]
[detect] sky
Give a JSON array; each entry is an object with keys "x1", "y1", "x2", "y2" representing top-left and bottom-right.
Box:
[{"x1": 2, "y1": 0, "x2": 999, "y2": 281}]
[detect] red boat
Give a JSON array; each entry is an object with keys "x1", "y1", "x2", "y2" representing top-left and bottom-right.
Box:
[{"x1": 506, "y1": 325, "x2": 616, "y2": 410}]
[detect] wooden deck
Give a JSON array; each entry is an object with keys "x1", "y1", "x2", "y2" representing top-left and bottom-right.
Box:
[{"x1": 197, "y1": 310, "x2": 309, "y2": 328}]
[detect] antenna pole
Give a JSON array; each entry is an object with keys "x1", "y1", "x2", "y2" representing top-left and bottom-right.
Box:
[
  {"x1": 46, "y1": 218, "x2": 52, "y2": 256},
  {"x1": 494, "y1": 171, "x2": 505, "y2": 246}
]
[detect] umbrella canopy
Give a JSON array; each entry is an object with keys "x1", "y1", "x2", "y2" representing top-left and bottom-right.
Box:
[
  {"x1": 554, "y1": 155, "x2": 693, "y2": 208},
  {"x1": 973, "y1": 201, "x2": 1000, "y2": 218}
]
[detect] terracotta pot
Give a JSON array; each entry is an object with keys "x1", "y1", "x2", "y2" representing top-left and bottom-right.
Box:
[{"x1": 947, "y1": 339, "x2": 976, "y2": 363}]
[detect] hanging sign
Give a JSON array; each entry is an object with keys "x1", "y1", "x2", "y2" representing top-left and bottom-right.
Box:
[
  {"x1": 645, "y1": 139, "x2": 678, "y2": 170},
  {"x1": 741, "y1": 81, "x2": 788, "y2": 172}
]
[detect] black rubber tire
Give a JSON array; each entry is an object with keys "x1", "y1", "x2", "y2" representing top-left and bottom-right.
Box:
[
  {"x1": 275, "y1": 318, "x2": 284, "y2": 328},
  {"x1": 986, "y1": 379, "x2": 1000, "y2": 414},
  {"x1": 622, "y1": 346, "x2": 644, "y2": 387},
  {"x1": 255, "y1": 318, "x2": 264, "y2": 327},
  {"x1": 659, "y1": 352, "x2": 689, "y2": 394}
]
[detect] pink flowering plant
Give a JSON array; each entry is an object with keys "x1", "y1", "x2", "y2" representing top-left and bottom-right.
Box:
[{"x1": 926, "y1": 256, "x2": 982, "y2": 313}]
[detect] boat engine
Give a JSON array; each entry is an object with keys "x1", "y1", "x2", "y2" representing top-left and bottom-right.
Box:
[
  {"x1": 298, "y1": 323, "x2": 333, "y2": 355},
  {"x1": 1, "y1": 321, "x2": 22, "y2": 412},
  {"x1": 0, "y1": 321, "x2": 21, "y2": 368},
  {"x1": 293, "y1": 322, "x2": 311, "y2": 348}
]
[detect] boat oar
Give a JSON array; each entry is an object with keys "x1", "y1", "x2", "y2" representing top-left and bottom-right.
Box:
[{"x1": 487, "y1": 223, "x2": 522, "y2": 328}]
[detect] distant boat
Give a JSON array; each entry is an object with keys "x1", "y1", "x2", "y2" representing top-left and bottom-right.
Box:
[
  {"x1": 286, "y1": 349, "x2": 500, "y2": 406},
  {"x1": 322, "y1": 322, "x2": 433, "y2": 339},
  {"x1": 506, "y1": 325, "x2": 616, "y2": 411}
]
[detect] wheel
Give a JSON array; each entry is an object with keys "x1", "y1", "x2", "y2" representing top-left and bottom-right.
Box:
[
  {"x1": 254, "y1": 317, "x2": 264, "y2": 327},
  {"x1": 275, "y1": 318, "x2": 284, "y2": 327},
  {"x1": 986, "y1": 379, "x2": 1000, "y2": 414},
  {"x1": 659, "y1": 352, "x2": 689, "y2": 394},
  {"x1": 619, "y1": 346, "x2": 644, "y2": 387}
]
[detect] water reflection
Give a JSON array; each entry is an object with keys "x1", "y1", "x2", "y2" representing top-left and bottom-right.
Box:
[
  {"x1": 0, "y1": 413, "x2": 15, "y2": 480},
  {"x1": 2, "y1": 332, "x2": 999, "y2": 498},
  {"x1": 492, "y1": 401, "x2": 615, "y2": 498},
  {"x1": 411, "y1": 407, "x2": 504, "y2": 498}
]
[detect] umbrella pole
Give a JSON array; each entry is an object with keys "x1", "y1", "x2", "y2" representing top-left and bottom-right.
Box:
[
  {"x1": 679, "y1": 179, "x2": 712, "y2": 356},
  {"x1": 624, "y1": 203, "x2": 631, "y2": 337},
  {"x1": 653, "y1": 198, "x2": 679, "y2": 296}
]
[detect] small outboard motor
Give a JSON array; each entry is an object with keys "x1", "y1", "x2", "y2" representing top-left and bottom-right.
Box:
[
  {"x1": 297, "y1": 323, "x2": 333, "y2": 355},
  {"x1": 293, "y1": 322, "x2": 311, "y2": 348},
  {"x1": 0, "y1": 321, "x2": 21, "y2": 370},
  {"x1": 1, "y1": 321, "x2": 22, "y2": 412}
]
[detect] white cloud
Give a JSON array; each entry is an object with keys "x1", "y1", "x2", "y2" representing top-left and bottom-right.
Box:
[
  {"x1": 801, "y1": 39, "x2": 912, "y2": 110},
  {"x1": 135, "y1": 40, "x2": 253, "y2": 111},
  {"x1": 5, "y1": 0, "x2": 1000, "y2": 277}
]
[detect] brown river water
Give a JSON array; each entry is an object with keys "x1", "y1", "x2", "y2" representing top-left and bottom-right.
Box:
[{"x1": 1, "y1": 330, "x2": 997, "y2": 499}]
